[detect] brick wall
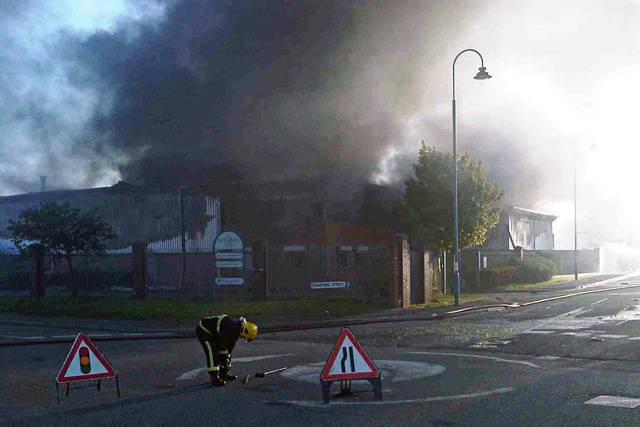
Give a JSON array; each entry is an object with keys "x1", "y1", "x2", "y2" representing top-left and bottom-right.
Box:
[{"x1": 389, "y1": 234, "x2": 410, "y2": 308}]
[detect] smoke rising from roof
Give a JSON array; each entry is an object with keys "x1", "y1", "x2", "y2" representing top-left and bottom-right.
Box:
[{"x1": 4, "y1": 0, "x2": 640, "y2": 248}]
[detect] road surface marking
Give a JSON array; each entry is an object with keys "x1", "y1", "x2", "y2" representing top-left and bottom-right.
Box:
[
  {"x1": 51, "y1": 335, "x2": 77, "y2": 338},
  {"x1": 560, "y1": 332, "x2": 593, "y2": 337},
  {"x1": 23, "y1": 336, "x2": 46, "y2": 340},
  {"x1": 281, "y1": 360, "x2": 445, "y2": 384},
  {"x1": 177, "y1": 354, "x2": 294, "y2": 380},
  {"x1": 591, "y1": 298, "x2": 609, "y2": 305},
  {"x1": 408, "y1": 352, "x2": 541, "y2": 369},
  {"x1": 627, "y1": 337, "x2": 640, "y2": 340},
  {"x1": 521, "y1": 330, "x2": 555, "y2": 335},
  {"x1": 584, "y1": 395, "x2": 640, "y2": 408},
  {"x1": 563, "y1": 307, "x2": 590, "y2": 317},
  {"x1": 123, "y1": 333, "x2": 145, "y2": 336},
  {"x1": 266, "y1": 387, "x2": 515, "y2": 407},
  {"x1": 596, "y1": 334, "x2": 628, "y2": 339},
  {"x1": 537, "y1": 355, "x2": 560, "y2": 360}
]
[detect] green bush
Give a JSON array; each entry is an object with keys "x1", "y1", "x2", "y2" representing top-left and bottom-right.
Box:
[
  {"x1": 479, "y1": 266, "x2": 518, "y2": 287},
  {"x1": 480, "y1": 255, "x2": 557, "y2": 287},
  {"x1": 510, "y1": 255, "x2": 557, "y2": 283}
]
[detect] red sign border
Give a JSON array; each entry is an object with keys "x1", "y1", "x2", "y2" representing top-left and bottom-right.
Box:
[
  {"x1": 320, "y1": 327, "x2": 379, "y2": 381},
  {"x1": 56, "y1": 332, "x2": 117, "y2": 383}
]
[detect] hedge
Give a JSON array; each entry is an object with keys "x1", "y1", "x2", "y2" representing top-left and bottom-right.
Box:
[{"x1": 480, "y1": 255, "x2": 558, "y2": 287}]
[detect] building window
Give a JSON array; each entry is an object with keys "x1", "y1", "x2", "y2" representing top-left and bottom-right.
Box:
[
  {"x1": 354, "y1": 246, "x2": 369, "y2": 268},
  {"x1": 337, "y1": 248, "x2": 354, "y2": 269},
  {"x1": 285, "y1": 247, "x2": 307, "y2": 269}
]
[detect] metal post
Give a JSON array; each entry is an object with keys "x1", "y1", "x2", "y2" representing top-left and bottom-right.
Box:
[
  {"x1": 180, "y1": 186, "x2": 187, "y2": 291},
  {"x1": 574, "y1": 145, "x2": 578, "y2": 281},
  {"x1": 452, "y1": 96, "x2": 460, "y2": 305},
  {"x1": 451, "y1": 48, "x2": 489, "y2": 306},
  {"x1": 442, "y1": 251, "x2": 447, "y2": 294}
]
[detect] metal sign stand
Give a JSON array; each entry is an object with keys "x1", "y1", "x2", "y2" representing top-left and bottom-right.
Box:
[
  {"x1": 321, "y1": 375, "x2": 382, "y2": 403},
  {"x1": 56, "y1": 374, "x2": 120, "y2": 404}
]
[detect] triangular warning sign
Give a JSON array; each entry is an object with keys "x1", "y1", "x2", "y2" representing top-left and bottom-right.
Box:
[
  {"x1": 320, "y1": 328, "x2": 379, "y2": 381},
  {"x1": 56, "y1": 332, "x2": 117, "y2": 383}
]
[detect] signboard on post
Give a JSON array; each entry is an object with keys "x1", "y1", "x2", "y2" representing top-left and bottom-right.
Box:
[
  {"x1": 55, "y1": 332, "x2": 120, "y2": 403},
  {"x1": 319, "y1": 328, "x2": 382, "y2": 403},
  {"x1": 213, "y1": 231, "x2": 244, "y2": 286}
]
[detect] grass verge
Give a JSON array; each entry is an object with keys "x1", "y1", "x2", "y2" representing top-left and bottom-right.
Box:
[
  {"x1": 410, "y1": 292, "x2": 489, "y2": 309},
  {"x1": 494, "y1": 273, "x2": 607, "y2": 291},
  {"x1": 0, "y1": 296, "x2": 392, "y2": 321}
]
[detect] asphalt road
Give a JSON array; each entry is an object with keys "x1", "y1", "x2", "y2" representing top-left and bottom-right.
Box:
[{"x1": 4, "y1": 276, "x2": 640, "y2": 426}]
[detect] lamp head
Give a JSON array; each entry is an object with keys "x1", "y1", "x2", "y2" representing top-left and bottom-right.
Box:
[{"x1": 474, "y1": 66, "x2": 492, "y2": 80}]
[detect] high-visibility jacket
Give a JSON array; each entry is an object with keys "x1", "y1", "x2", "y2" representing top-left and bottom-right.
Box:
[{"x1": 197, "y1": 315, "x2": 242, "y2": 353}]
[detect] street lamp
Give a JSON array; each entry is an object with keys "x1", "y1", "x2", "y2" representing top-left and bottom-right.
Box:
[
  {"x1": 574, "y1": 132, "x2": 596, "y2": 281},
  {"x1": 452, "y1": 49, "x2": 492, "y2": 306}
]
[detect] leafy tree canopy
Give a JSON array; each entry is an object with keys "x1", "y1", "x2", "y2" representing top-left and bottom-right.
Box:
[
  {"x1": 403, "y1": 143, "x2": 503, "y2": 252},
  {"x1": 8, "y1": 201, "x2": 116, "y2": 256}
]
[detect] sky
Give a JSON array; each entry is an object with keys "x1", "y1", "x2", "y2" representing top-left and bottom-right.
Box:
[{"x1": 1, "y1": 0, "x2": 640, "y2": 249}]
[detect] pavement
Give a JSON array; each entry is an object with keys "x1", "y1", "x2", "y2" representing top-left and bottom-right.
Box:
[{"x1": 4, "y1": 273, "x2": 640, "y2": 425}]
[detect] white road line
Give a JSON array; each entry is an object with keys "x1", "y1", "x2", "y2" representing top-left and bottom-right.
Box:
[
  {"x1": 23, "y1": 336, "x2": 46, "y2": 340},
  {"x1": 266, "y1": 387, "x2": 515, "y2": 407},
  {"x1": 591, "y1": 298, "x2": 609, "y2": 306},
  {"x1": 597, "y1": 334, "x2": 628, "y2": 339},
  {"x1": 537, "y1": 356, "x2": 560, "y2": 360},
  {"x1": 616, "y1": 320, "x2": 630, "y2": 326},
  {"x1": 177, "y1": 354, "x2": 295, "y2": 381},
  {"x1": 563, "y1": 307, "x2": 590, "y2": 317},
  {"x1": 627, "y1": 337, "x2": 640, "y2": 341},
  {"x1": 122, "y1": 333, "x2": 144, "y2": 336},
  {"x1": 584, "y1": 395, "x2": 640, "y2": 409},
  {"x1": 521, "y1": 330, "x2": 555, "y2": 335},
  {"x1": 51, "y1": 335, "x2": 76, "y2": 338},
  {"x1": 88, "y1": 334, "x2": 112, "y2": 337},
  {"x1": 560, "y1": 332, "x2": 593, "y2": 337},
  {"x1": 408, "y1": 352, "x2": 541, "y2": 369}
]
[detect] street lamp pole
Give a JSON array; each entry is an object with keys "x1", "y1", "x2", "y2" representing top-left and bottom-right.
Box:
[
  {"x1": 573, "y1": 132, "x2": 595, "y2": 281},
  {"x1": 574, "y1": 144, "x2": 578, "y2": 281},
  {"x1": 452, "y1": 49, "x2": 491, "y2": 306}
]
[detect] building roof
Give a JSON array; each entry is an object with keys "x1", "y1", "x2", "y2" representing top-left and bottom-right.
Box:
[{"x1": 508, "y1": 206, "x2": 557, "y2": 221}]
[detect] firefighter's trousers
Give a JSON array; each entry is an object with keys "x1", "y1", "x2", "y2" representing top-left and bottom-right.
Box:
[{"x1": 195, "y1": 326, "x2": 230, "y2": 378}]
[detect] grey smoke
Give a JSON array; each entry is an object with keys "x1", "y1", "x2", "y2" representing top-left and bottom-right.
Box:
[{"x1": 3, "y1": 0, "x2": 640, "y2": 249}]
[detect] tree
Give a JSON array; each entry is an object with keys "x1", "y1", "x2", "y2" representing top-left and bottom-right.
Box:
[
  {"x1": 8, "y1": 201, "x2": 117, "y2": 300},
  {"x1": 402, "y1": 143, "x2": 502, "y2": 252}
]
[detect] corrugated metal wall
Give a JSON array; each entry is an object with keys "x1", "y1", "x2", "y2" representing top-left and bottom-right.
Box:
[{"x1": 0, "y1": 186, "x2": 220, "y2": 254}]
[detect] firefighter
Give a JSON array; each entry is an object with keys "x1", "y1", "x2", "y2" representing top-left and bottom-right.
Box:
[{"x1": 195, "y1": 314, "x2": 258, "y2": 387}]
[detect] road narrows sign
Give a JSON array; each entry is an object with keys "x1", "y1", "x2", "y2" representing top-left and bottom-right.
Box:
[
  {"x1": 320, "y1": 328, "x2": 379, "y2": 381},
  {"x1": 56, "y1": 332, "x2": 116, "y2": 383}
]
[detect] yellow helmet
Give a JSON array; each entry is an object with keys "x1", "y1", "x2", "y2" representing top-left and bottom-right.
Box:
[{"x1": 240, "y1": 318, "x2": 258, "y2": 342}]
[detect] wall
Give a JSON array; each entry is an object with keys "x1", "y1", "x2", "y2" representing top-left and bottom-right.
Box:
[
  {"x1": 0, "y1": 183, "x2": 220, "y2": 255},
  {"x1": 463, "y1": 248, "x2": 600, "y2": 289},
  {"x1": 533, "y1": 249, "x2": 600, "y2": 275},
  {"x1": 509, "y1": 212, "x2": 555, "y2": 250}
]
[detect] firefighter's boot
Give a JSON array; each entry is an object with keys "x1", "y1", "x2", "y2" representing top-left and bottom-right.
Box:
[
  {"x1": 220, "y1": 368, "x2": 237, "y2": 382},
  {"x1": 210, "y1": 373, "x2": 226, "y2": 387}
]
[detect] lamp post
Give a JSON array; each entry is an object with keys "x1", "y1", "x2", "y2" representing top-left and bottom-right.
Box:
[
  {"x1": 573, "y1": 132, "x2": 596, "y2": 281},
  {"x1": 452, "y1": 49, "x2": 492, "y2": 306}
]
